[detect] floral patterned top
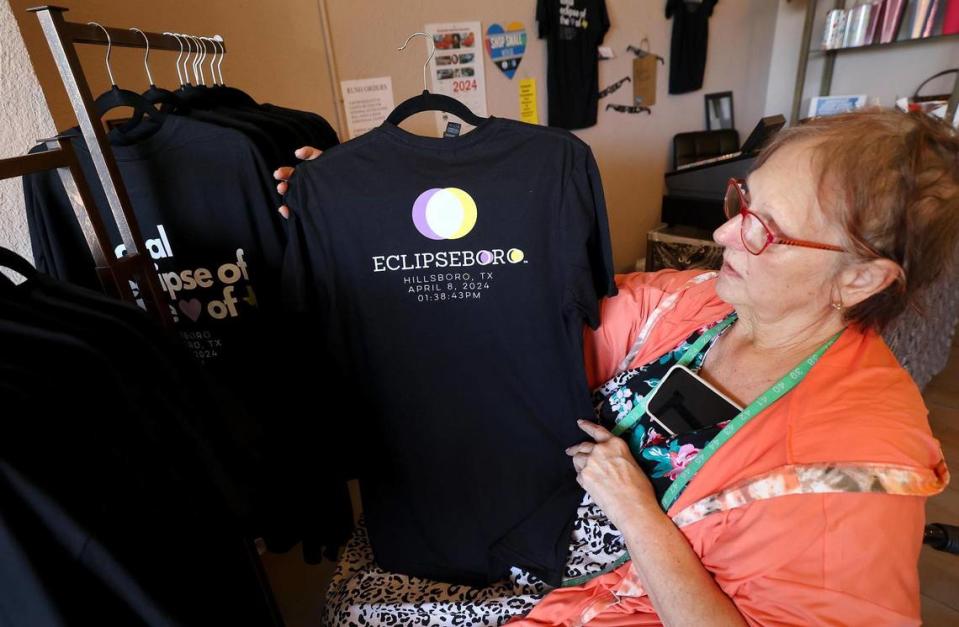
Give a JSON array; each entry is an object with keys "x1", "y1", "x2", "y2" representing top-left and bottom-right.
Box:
[{"x1": 592, "y1": 315, "x2": 736, "y2": 502}]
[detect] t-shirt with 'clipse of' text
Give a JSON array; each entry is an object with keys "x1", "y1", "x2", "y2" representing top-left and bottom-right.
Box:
[
  {"x1": 282, "y1": 116, "x2": 617, "y2": 587},
  {"x1": 537, "y1": 0, "x2": 611, "y2": 129}
]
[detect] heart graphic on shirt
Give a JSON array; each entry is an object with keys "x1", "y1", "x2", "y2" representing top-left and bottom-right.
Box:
[
  {"x1": 485, "y1": 22, "x2": 527, "y2": 79},
  {"x1": 178, "y1": 298, "x2": 202, "y2": 322}
]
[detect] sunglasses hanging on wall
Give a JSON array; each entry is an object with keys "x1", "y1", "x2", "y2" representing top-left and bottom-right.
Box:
[{"x1": 598, "y1": 76, "x2": 631, "y2": 99}]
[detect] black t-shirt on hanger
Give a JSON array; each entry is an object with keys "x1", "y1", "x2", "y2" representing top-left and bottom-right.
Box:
[
  {"x1": 282, "y1": 117, "x2": 617, "y2": 586},
  {"x1": 666, "y1": 0, "x2": 719, "y2": 94},
  {"x1": 0, "y1": 270, "x2": 282, "y2": 626},
  {"x1": 537, "y1": 0, "x2": 611, "y2": 130},
  {"x1": 24, "y1": 115, "x2": 287, "y2": 353},
  {"x1": 22, "y1": 115, "x2": 354, "y2": 560},
  {"x1": 260, "y1": 103, "x2": 340, "y2": 150}
]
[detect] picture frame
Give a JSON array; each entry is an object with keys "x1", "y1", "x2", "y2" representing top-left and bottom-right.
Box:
[
  {"x1": 807, "y1": 95, "x2": 868, "y2": 118},
  {"x1": 704, "y1": 91, "x2": 735, "y2": 131}
]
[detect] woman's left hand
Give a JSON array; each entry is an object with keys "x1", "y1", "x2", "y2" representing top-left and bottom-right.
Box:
[{"x1": 566, "y1": 420, "x2": 661, "y2": 530}]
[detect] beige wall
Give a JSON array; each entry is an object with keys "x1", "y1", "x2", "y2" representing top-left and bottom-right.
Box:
[
  {"x1": 10, "y1": 0, "x2": 339, "y2": 131},
  {"x1": 325, "y1": 0, "x2": 778, "y2": 271},
  {"x1": 0, "y1": 0, "x2": 57, "y2": 268},
  {"x1": 10, "y1": 0, "x2": 779, "y2": 272}
]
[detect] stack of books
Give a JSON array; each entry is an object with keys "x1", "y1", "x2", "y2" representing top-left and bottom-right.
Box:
[{"x1": 821, "y1": 0, "x2": 959, "y2": 50}]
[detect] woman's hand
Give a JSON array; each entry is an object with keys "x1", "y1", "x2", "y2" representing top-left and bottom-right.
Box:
[
  {"x1": 569, "y1": 419, "x2": 747, "y2": 626},
  {"x1": 273, "y1": 146, "x2": 323, "y2": 219},
  {"x1": 566, "y1": 420, "x2": 660, "y2": 530}
]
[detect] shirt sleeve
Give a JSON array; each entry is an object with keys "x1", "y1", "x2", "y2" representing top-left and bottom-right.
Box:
[
  {"x1": 704, "y1": 493, "x2": 925, "y2": 626},
  {"x1": 536, "y1": 0, "x2": 552, "y2": 38},
  {"x1": 581, "y1": 270, "x2": 730, "y2": 388},
  {"x1": 280, "y1": 167, "x2": 335, "y2": 316},
  {"x1": 599, "y1": 0, "x2": 611, "y2": 39},
  {"x1": 562, "y1": 144, "x2": 617, "y2": 333},
  {"x1": 236, "y1": 140, "x2": 287, "y2": 271},
  {"x1": 665, "y1": 0, "x2": 677, "y2": 19},
  {"x1": 277, "y1": 166, "x2": 357, "y2": 557}
]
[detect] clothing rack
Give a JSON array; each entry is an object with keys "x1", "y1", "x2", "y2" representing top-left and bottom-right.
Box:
[
  {"x1": 26, "y1": 5, "x2": 233, "y2": 327},
  {"x1": 1, "y1": 137, "x2": 100, "y2": 260},
  {"x1": 2, "y1": 136, "x2": 169, "y2": 313}
]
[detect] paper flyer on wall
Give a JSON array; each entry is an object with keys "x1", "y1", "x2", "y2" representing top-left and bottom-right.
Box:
[
  {"x1": 341, "y1": 76, "x2": 395, "y2": 139},
  {"x1": 424, "y1": 21, "x2": 488, "y2": 134}
]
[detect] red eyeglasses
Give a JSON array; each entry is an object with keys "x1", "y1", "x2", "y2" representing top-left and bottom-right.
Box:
[{"x1": 724, "y1": 178, "x2": 846, "y2": 255}]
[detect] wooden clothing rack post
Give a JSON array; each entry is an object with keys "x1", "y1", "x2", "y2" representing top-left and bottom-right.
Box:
[
  {"x1": 0, "y1": 136, "x2": 125, "y2": 290},
  {"x1": 3, "y1": 133, "x2": 170, "y2": 318},
  {"x1": 26, "y1": 5, "x2": 229, "y2": 328}
]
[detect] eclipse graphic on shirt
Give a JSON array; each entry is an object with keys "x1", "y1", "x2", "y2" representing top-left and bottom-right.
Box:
[{"x1": 412, "y1": 187, "x2": 478, "y2": 240}]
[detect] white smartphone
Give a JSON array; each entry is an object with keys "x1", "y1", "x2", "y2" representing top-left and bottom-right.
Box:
[{"x1": 645, "y1": 364, "x2": 742, "y2": 437}]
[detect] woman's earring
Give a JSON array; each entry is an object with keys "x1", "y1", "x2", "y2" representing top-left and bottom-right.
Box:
[{"x1": 832, "y1": 302, "x2": 844, "y2": 312}]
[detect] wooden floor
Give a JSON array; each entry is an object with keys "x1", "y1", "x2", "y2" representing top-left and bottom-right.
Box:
[
  {"x1": 920, "y1": 334, "x2": 959, "y2": 626},
  {"x1": 263, "y1": 340, "x2": 959, "y2": 627}
]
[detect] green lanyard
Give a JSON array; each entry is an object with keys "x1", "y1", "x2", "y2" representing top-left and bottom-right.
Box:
[
  {"x1": 610, "y1": 313, "x2": 738, "y2": 438},
  {"x1": 659, "y1": 324, "x2": 844, "y2": 511},
  {"x1": 562, "y1": 319, "x2": 844, "y2": 588}
]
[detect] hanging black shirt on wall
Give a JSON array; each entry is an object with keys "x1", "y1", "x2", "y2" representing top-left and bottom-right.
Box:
[
  {"x1": 282, "y1": 117, "x2": 617, "y2": 586},
  {"x1": 537, "y1": 0, "x2": 611, "y2": 130},
  {"x1": 666, "y1": 0, "x2": 719, "y2": 94}
]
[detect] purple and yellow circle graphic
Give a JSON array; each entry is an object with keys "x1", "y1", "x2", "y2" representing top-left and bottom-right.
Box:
[{"x1": 412, "y1": 187, "x2": 477, "y2": 240}]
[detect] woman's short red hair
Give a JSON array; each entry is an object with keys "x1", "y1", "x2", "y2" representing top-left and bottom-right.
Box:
[{"x1": 753, "y1": 109, "x2": 959, "y2": 331}]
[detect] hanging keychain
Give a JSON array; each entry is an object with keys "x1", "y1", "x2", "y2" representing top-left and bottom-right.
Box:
[
  {"x1": 628, "y1": 37, "x2": 662, "y2": 110},
  {"x1": 600, "y1": 37, "x2": 662, "y2": 115}
]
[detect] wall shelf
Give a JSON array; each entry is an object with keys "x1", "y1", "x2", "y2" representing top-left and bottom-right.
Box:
[
  {"x1": 790, "y1": 0, "x2": 959, "y2": 124},
  {"x1": 810, "y1": 31, "x2": 959, "y2": 56}
]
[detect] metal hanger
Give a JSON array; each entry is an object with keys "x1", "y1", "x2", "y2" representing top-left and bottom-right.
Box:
[
  {"x1": 132, "y1": 27, "x2": 176, "y2": 107},
  {"x1": 201, "y1": 37, "x2": 219, "y2": 86},
  {"x1": 88, "y1": 22, "x2": 162, "y2": 124},
  {"x1": 213, "y1": 35, "x2": 225, "y2": 85},
  {"x1": 403, "y1": 31, "x2": 434, "y2": 92},
  {"x1": 179, "y1": 33, "x2": 195, "y2": 86},
  {"x1": 197, "y1": 36, "x2": 210, "y2": 86},
  {"x1": 163, "y1": 31, "x2": 186, "y2": 86},
  {"x1": 175, "y1": 34, "x2": 218, "y2": 108},
  {"x1": 190, "y1": 35, "x2": 205, "y2": 86},
  {"x1": 205, "y1": 34, "x2": 256, "y2": 106},
  {"x1": 386, "y1": 32, "x2": 486, "y2": 127}
]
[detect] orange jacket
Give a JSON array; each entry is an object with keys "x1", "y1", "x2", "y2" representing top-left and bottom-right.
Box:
[{"x1": 513, "y1": 270, "x2": 947, "y2": 626}]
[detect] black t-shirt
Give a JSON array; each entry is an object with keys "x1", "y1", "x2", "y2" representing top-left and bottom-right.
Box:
[
  {"x1": 183, "y1": 107, "x2": 288, "y2": 171},
  {"x1": 22, "y1": 116, "x2": 354, "y2": 560},
  {"x1": 282, "y1": 117, "x2": 617, "y2": 586},
  {"x1": 0, "y1": 276, "x2": 281, "y2": 626},
  {"x1": 179, "y1": 97, "x2": 339, "y2": 172},
  {"x1": 24, "y1": 115, "x2": 286, "y2": 366},
  {"x1": 537, "y1": 0, "x2": 610, "y2": 130},
  {"x1": 666, "y1": 0, "x2": 719, "y2": 94},
  {"x1": 261, "y1": 103, "x2": 340, "y2": 150}
]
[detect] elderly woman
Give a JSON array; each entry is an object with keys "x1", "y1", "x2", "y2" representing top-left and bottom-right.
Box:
[
  {"x1": 513, "y1": 109, "x2": 956, "y2": 625},
  {"x1": 276, "y1": 109, "x2": 956, "y2": 626}
]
